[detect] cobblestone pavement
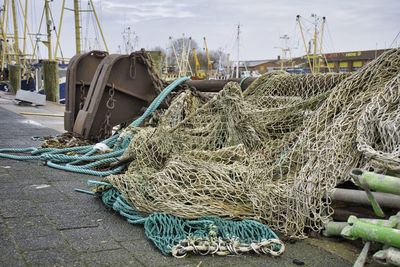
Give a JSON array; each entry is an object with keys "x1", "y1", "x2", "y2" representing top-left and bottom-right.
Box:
[{"x1": 0, "y1": 107, "x2": 352, "y2": 267}]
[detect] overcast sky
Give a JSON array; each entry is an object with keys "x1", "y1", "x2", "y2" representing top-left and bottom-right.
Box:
[{"x1": 12, "y1": 0, "x2": 400, "y2": 60}]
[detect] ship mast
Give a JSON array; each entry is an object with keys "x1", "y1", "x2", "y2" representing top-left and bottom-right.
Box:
[
  {"x1": 297, "y1": 14, "x2": 326, "y2": 74},
  {"x1": 0, "y1": 2, "x2": 7, "y2": 70},
  {"x1": 11, "y1": 0, "x2": 20, "y2": 64},
  {"x1": 236, "y1": 24, "x2": 240, "y2": 78},
  {"x1": 73, "y1": 0, "x2": 81, "y2": 53},
  {"x1": 44, "y1": 0, "x2": 52, "y2": 59}
]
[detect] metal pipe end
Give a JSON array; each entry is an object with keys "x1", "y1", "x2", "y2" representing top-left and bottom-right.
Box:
[
  {"x1": 351, "y1": 168, "x2": 364, "y2": 176},
  {"x1": 350, "y1": 168, "x2": 364, "y2": 180}
]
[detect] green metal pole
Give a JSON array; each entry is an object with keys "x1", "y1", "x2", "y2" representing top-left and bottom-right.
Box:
[
  {"x1": 342, "y1": 215, "x2": 400, "y2": 248},
  {"x1": 323, "y1": 213, "x2": 400, "y2": 237},
  {"x1": 351, "y1": 169, "x2": 400, "y2": 195},
  {"x1": 42, "y1": 60, "x2": 58, "y2": 102}
]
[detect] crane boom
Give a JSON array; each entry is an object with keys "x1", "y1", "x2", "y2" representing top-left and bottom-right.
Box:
[
  {"x1": 203, "y1": 37, "x2": 212, "y2": 74},
  {"x1": 192, "y1": 47, "x2": 200, "y2": 77}
]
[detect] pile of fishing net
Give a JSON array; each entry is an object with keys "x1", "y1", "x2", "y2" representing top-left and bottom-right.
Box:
[
  {"x1": 104, "y1": 48, "x2": 400, "y2": 239},
  {"x1": 95, "y1": 185, "x2": 284, "y2": 257}
]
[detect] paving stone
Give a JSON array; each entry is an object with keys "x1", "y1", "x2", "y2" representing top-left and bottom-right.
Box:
[
  {"x1": 5, "y1": 215, "x2": 52, "y2": 228},
  {"x1": 38, "y1": 167, "x2": 94, "y2": 182},
  {"x1": 82, "y1": 248, "x2": 143, "y2": 267},
  {"x1": 99, "y1": 214, "x2": 147, "y2": 242},
  {"x1": 62, "y1": 227, "x2": 121, "y2": 252},
  {"x1": 22, "y1": 186, "x2": 69, "y2": 203},
  {"x1": 186, "y1": 254, "x2": 262, "y2": 267},
  {"x1": 41, "y1": 200, "x2": 106, "y2": 220},
  {"x1": 24, "y1": 248, "x2": 83, "y2": 267},
  {"x1": 0, "y1": 186, "x2": 30, "y2": 200},
  {"x1": 0, "y1": 251, "x2": 26, "y2": 267},
  {"x1": 0, "y1": 232, "x2": 26, "y2": 267},
  {"x1": 11, "y1": 171, "x2": 48, "y2": 183},
  {"x1": 121, "y1": 239, "x2": 196, "y2": 267},
  {"x1": 0, "y1": 255, "x2": 26, "y2": 267},
  {"x1": 51, "y1": 212, "x2": 105, "y2": 230},
  {"x1": 7, "y1": 222, "x2": 57, "y2": 240},
  {"x1": 14, "y1": 232, "x2": 67, "y2": 251},
  {"x1": 0, "y1": 172, "x2": 48, "y2": 188},
  {"x1": 52, "y1": 180, "x2": 95, "y2": 202},
  {"x1": 0, "y1": 199, "x2": 42, "y2": 218}
]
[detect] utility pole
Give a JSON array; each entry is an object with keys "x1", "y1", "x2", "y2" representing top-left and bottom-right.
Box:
[
  {"x1": 73, "y1": 0, "x2": 81, "y2": 54},
  {"x1": 236, "y1": 24, "x2": 240, "y2": 78}
]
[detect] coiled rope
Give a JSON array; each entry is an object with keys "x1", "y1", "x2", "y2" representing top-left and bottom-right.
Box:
[{"x1": 0, "y1": 77, "x2": 190, "y2": 176}]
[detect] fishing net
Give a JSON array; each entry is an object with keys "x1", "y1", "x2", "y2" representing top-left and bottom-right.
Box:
[
  {"x1": 356, "y1": 73, "x2": 400, "y2": 172},
  {"x1": 106, "y1": 48, "x2": 400, "y2": 237},
  {"x1": 98, "y1": 187, "x2": 284, "y2": 257}
]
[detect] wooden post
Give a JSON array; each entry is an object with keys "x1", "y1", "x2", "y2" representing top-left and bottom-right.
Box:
[
  {"x1": 8, "y1": 64, "x2": 21, "y2": 94},
  {"x1": 42, "y1": 60, "x2": 59, "y2": 102}
]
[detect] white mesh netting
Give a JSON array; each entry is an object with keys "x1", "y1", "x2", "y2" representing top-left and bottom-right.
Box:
[{"x1": 107, "y1": 49, "x2": 400, "y2": 237}]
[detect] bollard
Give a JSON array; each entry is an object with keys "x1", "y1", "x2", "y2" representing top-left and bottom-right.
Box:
[
  {"x1": 341, "y1": 215, "x2": 400, "y2": 248},
  {"x1": 8, "y1": 64, "x2": 22, "y2": 94},
  {"x1": 43, "y1": 60, "x2": 59, "y2": 102}
]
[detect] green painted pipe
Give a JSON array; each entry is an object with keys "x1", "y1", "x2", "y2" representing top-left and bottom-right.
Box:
[
  {"x1": 323, "y1": 222, "x2": 348, "y2": 237},
  {"x1": 373, "y1": 247, "x2": 400, "y2": 266},
  {"x1": 341, "y1": 215, "x2": 400, "y2": 248},
  {"x1": 351, "y1": 168, "x2": 400, "y2": 195},
  {"x1": 323, "y1": 213, "x2": 400, "y2": 237}
]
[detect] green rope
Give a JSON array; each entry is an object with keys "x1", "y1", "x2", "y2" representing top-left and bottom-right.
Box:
[
  {"x1": 0, "y1": 77, "x2": 189, "y2": 177},
  {"x1": 90, "y1": 187, "x2": 281, "y2": 255}
]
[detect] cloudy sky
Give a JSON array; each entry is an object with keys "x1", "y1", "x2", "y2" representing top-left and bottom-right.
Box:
[{"x1": 12, "y1": 0, "x2": 400, "y2": 60}]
